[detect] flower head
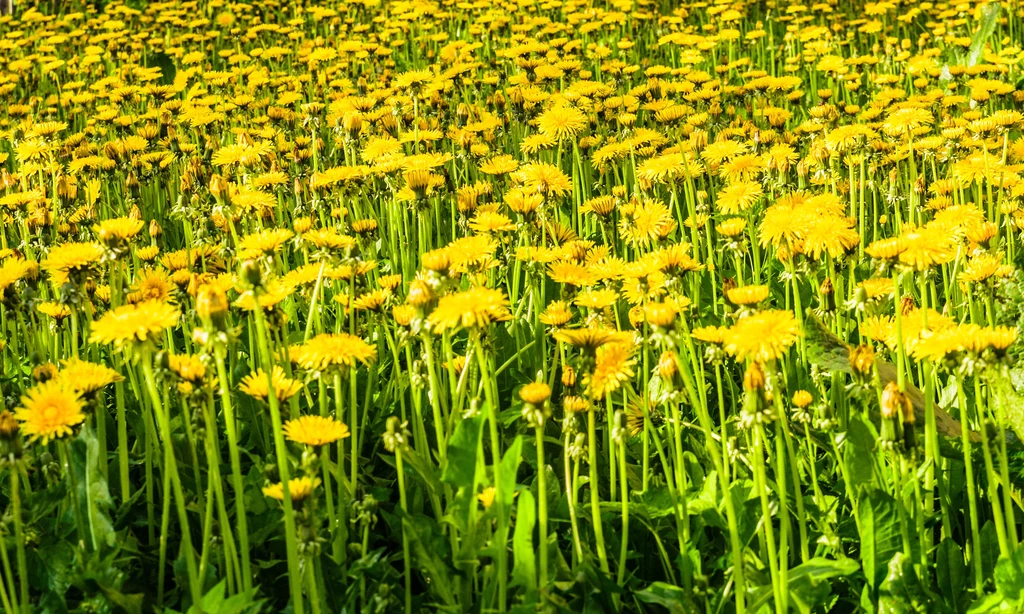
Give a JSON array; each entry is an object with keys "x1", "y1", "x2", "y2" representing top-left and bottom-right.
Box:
[
  {"x1": 263, "y1": 477, "x2": 320, "y2": 502},
  {"x1": 90, "y1": 300, "x2": 179, "y2": 348},
  {"x1": 290, "y1": 333, "x2": 377, "y2": 372},
  {"x1": 239, "y1": 366, "x2": 305, "y2": 401},
  {"x1": 58, "y1": 359, "x2": 124, "y2": 395},
  {"x1": 723, "y1": 310, "x2": 801, "y2": 362},
  {"x1": 15, "y1": 380, "x2": 86, "y2": 444},
  {"x1": 428, "y1": 288, "x2": 511, "y2": 332},
  {"x1": 284, "y1": 415, "x2": 350, "y2": 447}
]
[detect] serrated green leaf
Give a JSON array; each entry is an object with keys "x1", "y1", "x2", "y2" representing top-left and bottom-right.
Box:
[
  {"x1": 967, "y1": 3, "x2": 1001, "y2": 67},
  {"x1": 511, "y1": 488, "x2": 536, "y2": 600},
  {"x1": 857, "y1": 488, "x2": 903, "y2": 591}
]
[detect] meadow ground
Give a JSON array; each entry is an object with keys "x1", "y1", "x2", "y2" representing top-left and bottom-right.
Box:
[{"x1": 0, "y1": 0, "x2": 1023, "y2": 611}]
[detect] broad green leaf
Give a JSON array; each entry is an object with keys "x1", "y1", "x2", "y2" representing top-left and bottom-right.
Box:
[
  {"x1": 878, "y1": 552, "x2": 954, "y2": 614},
  {"x1": 631, "y1": 486, "x2": 676, "y2": 520},
  {"x1": 748, "y1": 557, "x2": 860, "y2": 613},
  {"x1": 98, "y1": 585, "x2": 144, "y2": 614},
  {"x1": 967, "y1": 592, "x2": 1015, "y2": 613},
  {"x1": 857, "y1": 488, "x2": 903, "y2": 591},
  {"x1": 511, "y1": 489, "x2": 537, "y2": 599},
  {"x1": 635, "y1": 582, "x2": 700, "y2": 614},
  {"x1": 845, "y1": 414, "x2": 877, "y2": 493},
  {"x1": 70, "y1": 425, "x2": 117, "y2": 551},
  {"x1": 937, "y1": 538, "x2": 968, "y2": 613},
  {"x1": 994, "y1": 542, "x2": 1024, "y2": 604},
  {"x1": 497, "y1": 436, "x2": 523, "y2": 514},
  {"x1": 187, "y1": 578, "x2": 264, "y2": 614},
  {"x1": 966, "y1": 3, "x2": 1001, "y2": 67},
  {"x1": 990, "y1": 373, "x2": 1024, "y2": 445},
  {"x1": 442, "y1": 413, "x2": 483, "y2": 487},
  {"x1": 788, "y1": 557, "x2": 861, "y2": 610},
  {"x1": 442, "y1": 413, "x2": 484, "y2": 531},
  {"x1": 397, "y1": 509, "x2": 457, "y2": 606},
  {"x1": 144, "y1": 50, "x2": 177, "y2": 86},
  {"x1": 982, "y1": 520, "x2": 1001, "y2": 580}
]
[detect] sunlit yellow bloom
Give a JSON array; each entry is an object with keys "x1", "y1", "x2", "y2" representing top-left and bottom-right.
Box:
[
  {"x1": 239, "y1": 366, "x2": 305, "y2": 402},
  {"x1": 723, "y1": 310, "x2": 801, "y2": 362},
  {"x1": 284, "y1": 415, "x2": 350, "y2": 447},
  {"x1": 15, "y1": 380, "x2": 85, "y2": 445},
  {"x1": 263, "y1": 477, "x2": 320, "y2": 502},
  {"x1": 428, "y1": 288, "x2": 511, "y2": 332},
  {"x1": 90, "y1": 300, "x2": 179, "y2": 347}
]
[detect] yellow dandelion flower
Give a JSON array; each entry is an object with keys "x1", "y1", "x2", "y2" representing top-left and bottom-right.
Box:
[
  {"x1": 723, "y1": 310, "x2": 801, "y2": 362},
  {"x1": 57, "y1": 358, "x2": 124, "y2": 395},
  {"x1": 284, "y1": 415, "x2": 350, "y2": 447},
  {"x1": 428, "y1": 288, "x2": 512, "y2": 332},
  {"x1": 89, "y1": 300, "x2": 179, "y2": 348},
  {"x1": 263, "y1": 477, "x2": 320, "y2": 502},
  {"x1": 291, "y1": 333, "x2": 377, "y2": 371},
  {"x1": 15, "y1": 380, "x2": 85, "y2": 445},
  {"x1": 239, "y1": 366, "x2": 305, "y2": 402}
]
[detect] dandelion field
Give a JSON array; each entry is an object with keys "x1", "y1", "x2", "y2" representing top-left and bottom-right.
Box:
[{"x1": 5, "y1": 0, "x2": 1024, "y2": 611}]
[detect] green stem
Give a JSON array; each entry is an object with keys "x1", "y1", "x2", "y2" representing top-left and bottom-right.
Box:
[
  {"x1": 140, "y1": 351, "x2": 201, "y2": 605},
  {"x1": 250, "y1": 307, "x2": 305, "y2": 614},
  {"x1": 10, "y1": 469, "x2": 28, "y2": 614},
  {"x1": 214, "y1": 345, "x2": 253, "y2": 590}
]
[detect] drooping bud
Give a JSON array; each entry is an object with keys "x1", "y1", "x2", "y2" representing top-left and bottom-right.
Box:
[
  {"x1": 240, "y1": 260, "x2": 263, "y2": 289},
  {"x1": 849, "y1": 344, "x2": 876, "y2": 379},
  {"x1": 561, "y1": 365, "x2": 577, "y2": 388},
  {"x1": 880, "y1": 382, "x2": 911, "y2": 420},
  {"x1": 743, "y1": 362, "x2": 766, "y2": 393}
]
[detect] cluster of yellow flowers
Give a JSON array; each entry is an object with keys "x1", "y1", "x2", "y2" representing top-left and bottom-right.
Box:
[{"x1": 1, "y1": 0, "x2": 1023, "y2": 609}]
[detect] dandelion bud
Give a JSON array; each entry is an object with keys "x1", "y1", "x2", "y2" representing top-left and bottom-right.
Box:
[
  {"x1": 0, "y1": 411, "x2": 22, "y2": 461},
  {"x1": 611, "y1": 410, "x2": 627, "y2": 444},
  {"x1": 406, "y1": 280, "x2": 433, "y2": 306},
  {"x1": 561, "y1": 365, "x2": 577, "y2": 388},
  {"x1": 519, "y1": 382, "x2": 551, "y2": 406},
  {"x1": 342, "y1": 112, "x2": 363, "y2": 138},
  {"x1": 149, "y1": 220, "x2": 162, "y2": 239},
  {"x1": 628, "y1": 305, "x2": 644, "y2": 329},
  {"x1": 33, "y1": 363, "x2": 58, "y2": 383},
  {"x1": 743, "y1": 362, "x2": 766, "y2": 393},
  {"x1": 421, "y1": 249, "x2": 450, "y2": 273},
  {"x1": 293, "y1": 217, "x2": 313, "y2": 233},
  {"x1": 656, "y1": 351, "x2": 677, "y2": 379},
  {"x1": 820, "y1": 277, "x2": 835, "y2": 312},
  {"x1": 240, "y1": 260, "x2": 263, "y2": 289},
  {"x1": 792, "y1": 390, "x2": 813, "y2": 408},
  {"x1": 900, "y1": 295, "x2": 915, "y2": 315},
  {"x1": 0, "y1": 412, "x2": 18, "y2": 439},
  {"x1": 849, "y1": 344, "x2": 875, "y2": 377},
  {"x1": 209, "y1": 173, "x2": 228, "y2": 200},
  {"x1": 392, "y1": 304, "x2": 416, "y2": 327},
  {"x1": 880, "y1": 382, "x2": 911, "y2": 420},
  {"x1": 383, "y1": 416, "x2": 404, "y2": 452},
  {"x1": 125, "y1": 171, "x2": 139, "y2": 192},
  {"x1": 196, "y1": 283, "x2": 229, "y2": 331},
  {"x1": 57, "y1": 174, "x2": 77, "y2": 204},
  {"x1": 645, "y1": 302, "x2": 677, "y2": 328}
]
